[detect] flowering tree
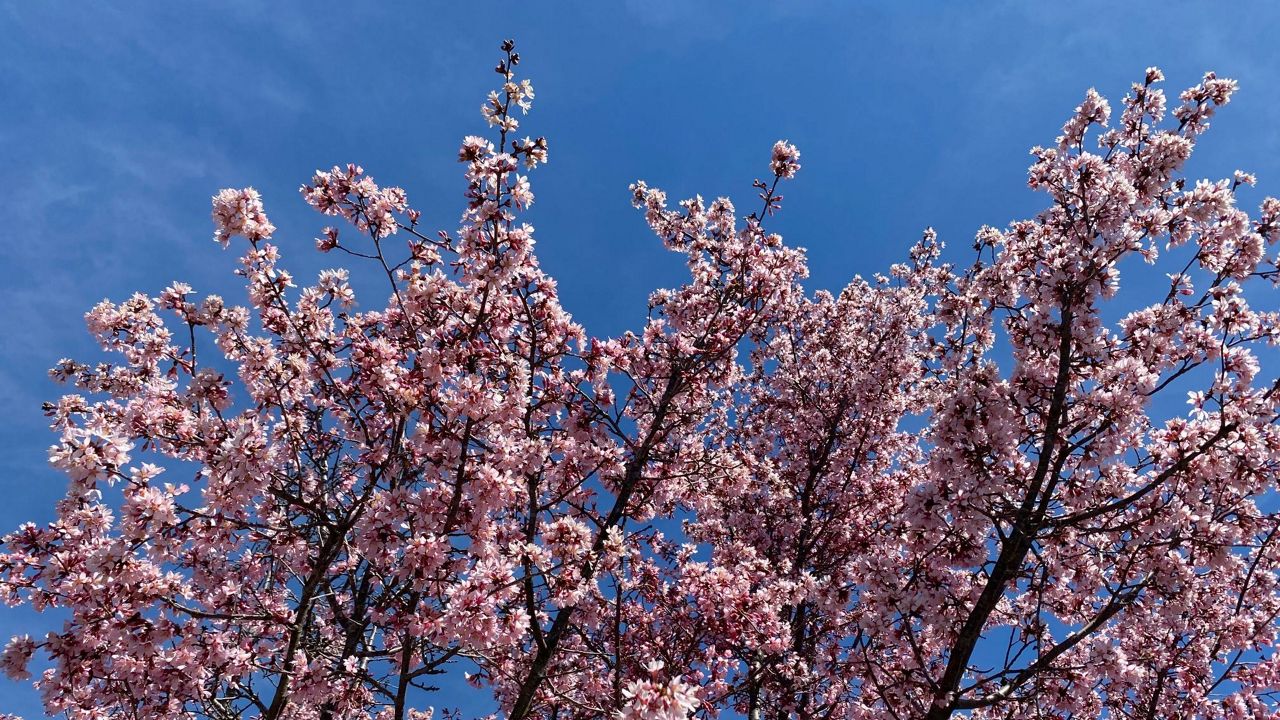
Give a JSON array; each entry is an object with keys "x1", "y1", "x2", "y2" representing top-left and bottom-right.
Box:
[{"x1": 4, "y1": 40, "x2": 1280, "y2": 720}]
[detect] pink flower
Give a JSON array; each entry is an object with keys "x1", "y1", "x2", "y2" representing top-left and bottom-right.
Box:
[
  {"x1": 619, "y1": 662, "x2": 699, "y2": 720},
  {"x1": 770, "y1": 140, "x2": 801, "y2": 179},
  {"x1": 1, "y1": 635, "x2": 35, "y2": 681},
  {"x1": 211, "y1": 187, "x2": 275, "y2": 247},
  {"x1": 316, "y1": 226, "x2": 339, "y2": 252}
]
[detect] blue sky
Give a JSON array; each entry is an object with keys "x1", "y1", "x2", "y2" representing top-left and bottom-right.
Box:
[{"x1": 2, "y1": 1, "x2": 1280, "y2": 716}]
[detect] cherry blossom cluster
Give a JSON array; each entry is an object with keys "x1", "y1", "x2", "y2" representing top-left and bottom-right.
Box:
[
  {"x1": 617, "y1": 662, "x2": 699, "y2": 720},
  {"x1": 301, "y1": 163, "x2": 409, "y2": 239},
  {"x1": 769, "y1": 140, "x2": 801, "y2": 179},
  {"x1": 211, "y1": 187, "x2": 275, "y2": 247}
]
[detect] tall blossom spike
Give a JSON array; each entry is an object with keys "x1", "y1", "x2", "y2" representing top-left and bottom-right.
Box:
[{"x1": 4, "y1": 46, "x2": 1280, "y2": 720}]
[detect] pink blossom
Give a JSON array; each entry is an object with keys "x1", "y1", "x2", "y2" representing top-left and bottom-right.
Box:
[
  {"x1": 1, "y1": 635, "x2": 35, "y2": 681},
  {"x1": 770, "y1": 139, "x2": 801, "y2": 178},
  {"x1": 210, "y1": 187, "x2": 275, "y2": 247},
  {"x1": 619, "y1": 662, "x2": 699, "y2": 720}
]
